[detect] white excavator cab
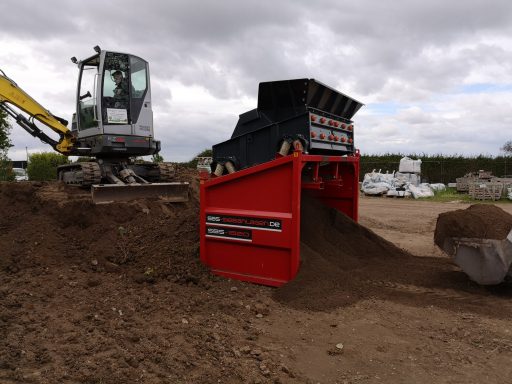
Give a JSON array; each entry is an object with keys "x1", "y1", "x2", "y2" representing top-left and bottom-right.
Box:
[{"x1": 74, "y1": 49, "x2": 157, "y2": 157}]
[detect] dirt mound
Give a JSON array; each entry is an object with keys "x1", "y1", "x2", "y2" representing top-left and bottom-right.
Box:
[
  {"x1": 434, "y1": 204, "x2": 512, "y2": 248},
  {"x1": 0, "y1": 168, "x2": 204, "y2": 283}
]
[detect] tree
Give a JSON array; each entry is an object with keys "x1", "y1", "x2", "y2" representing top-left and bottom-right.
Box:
[
  {"x1": 501, "y1": 140, "x2": 512, "y2": 155},
  {"x1": 0, "y1": 108, "x2": 12, "y2": 151},
  {"x1": 0, "y1": 108, "x2": 14, "y2": 181},
  {"x1": 152, "y1": 153, "x2": 164, "y2": 163},
  {"x1": 0, "y1": 156, "x2": 14, "y2": 181},
  {"x1": 196, "y1": 149, "x2": 212, "y2": 158},
  {"x1": 182, "y1": 149, "x2": 213, "y2": 169}
]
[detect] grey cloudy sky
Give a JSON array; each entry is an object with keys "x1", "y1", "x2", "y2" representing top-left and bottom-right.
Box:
[{"x1": 2, "y1": 0, "x2": 511, "y2": 161}]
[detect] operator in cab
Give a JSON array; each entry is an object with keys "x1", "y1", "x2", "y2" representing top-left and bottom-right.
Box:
[{"x1": 112, "y1": 70, "x2": 129, "y2": 108}]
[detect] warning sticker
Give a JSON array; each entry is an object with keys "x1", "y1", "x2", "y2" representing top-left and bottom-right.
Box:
[
  {"x1": 205, "y1": 226, "x2": 252, "y2": 242},
  {"x1": 206, "y1": 214, "x2": 282, "y2": 232}
]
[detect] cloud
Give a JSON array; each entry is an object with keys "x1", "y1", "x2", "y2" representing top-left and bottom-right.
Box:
[
  {"x1": 2, "y1": 0, "x2": 511, "y2": 162},
  {"x1": 358, "y1": 89, "x2": 512, "y2": 155}
]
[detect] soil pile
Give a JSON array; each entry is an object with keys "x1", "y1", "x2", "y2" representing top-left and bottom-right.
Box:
[
  {"x1": 434, "y1": 204, "x2": 512, "y2": 248},
  {"x1": 0, "y1": 168, "x2": 204, "y2": 282}
]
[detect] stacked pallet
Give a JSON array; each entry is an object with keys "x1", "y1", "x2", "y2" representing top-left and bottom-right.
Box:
[
  {"x1": 456, "y1": 171, "x2": 493, "y2": 192},
  {"x1": 455, "y1": 176, "x2": 471, "y2": 192},
  {"x1": 497, "y1": 178, "x2": 512, "y2": 197},
  {"x1": 468, "y1": 182, "x2": 504, "y2": 201}
]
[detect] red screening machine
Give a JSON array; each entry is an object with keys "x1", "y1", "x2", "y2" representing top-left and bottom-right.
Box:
[{"x1": 200, "y1": 79, "x2": 364, "y2": 286}]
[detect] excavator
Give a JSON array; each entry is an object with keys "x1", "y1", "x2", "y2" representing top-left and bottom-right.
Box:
[{"x1": 0, "y1": 46, "x2": 188, "y2": 203}]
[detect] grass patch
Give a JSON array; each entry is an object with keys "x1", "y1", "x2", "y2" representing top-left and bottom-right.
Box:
[{"x1": 427, "y1": 188, "x2": 512, "y2": 204}]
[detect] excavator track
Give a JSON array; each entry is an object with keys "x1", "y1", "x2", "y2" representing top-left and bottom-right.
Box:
[
  {"x1": 58, "y1": 162, "x2": 102, "y2": 187},
  {"x1": 157, "y1": 163, "x2": 177, "y2": 182},
  {"x1": 81, "y1": 162, "x2": 102, "y2": 186}
]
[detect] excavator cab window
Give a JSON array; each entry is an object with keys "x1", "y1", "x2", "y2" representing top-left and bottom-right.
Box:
[
  {"x1": 78, "y1": 64, "x2": 98, "y2": 131},
  {"x1": 128, "y1": 56, "x2": 148, "y2": 123},
  {"x1": 102, "y1": 52, "x2": 131, "y2": 125}
]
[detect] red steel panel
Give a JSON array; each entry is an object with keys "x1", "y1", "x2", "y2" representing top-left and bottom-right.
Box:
[{"x1": 200, "y1": 151, "x2": 359, "y2": 286}]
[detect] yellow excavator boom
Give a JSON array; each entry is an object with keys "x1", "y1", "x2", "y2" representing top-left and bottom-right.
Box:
[{"x1": 0, "y1": 70, "x2": 76, "y2": 155}]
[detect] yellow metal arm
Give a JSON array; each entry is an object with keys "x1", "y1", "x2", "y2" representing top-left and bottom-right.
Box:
[{"x1": 0, "y1": 72, "x2": 76, "y2": 155}]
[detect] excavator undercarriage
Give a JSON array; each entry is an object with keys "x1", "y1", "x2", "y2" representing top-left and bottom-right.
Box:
[{"x1": 57, "y1": 160, "x2": 188, "y2": 203}]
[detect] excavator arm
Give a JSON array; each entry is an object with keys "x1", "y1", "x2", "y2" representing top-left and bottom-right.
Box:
[{"x1": 0, "y1": 70, "x2": 76, "y2": 155}]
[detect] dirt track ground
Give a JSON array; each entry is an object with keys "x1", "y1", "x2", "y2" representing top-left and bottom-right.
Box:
[{"x1": 1, "y1": 181, "x2": 512, "y2": 384}]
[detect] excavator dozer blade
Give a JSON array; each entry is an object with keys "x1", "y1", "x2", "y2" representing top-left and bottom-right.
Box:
[{"x1": 91, "y1": 182, "x2": 189, "y2": 204}]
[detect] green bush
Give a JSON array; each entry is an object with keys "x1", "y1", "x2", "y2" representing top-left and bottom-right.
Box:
[
  {"x1": 76, "y1": 156, "x2": 94, "y2": 163},
  {"x1": 27, "y1": 152, "x2": 69, "y2": 181},
  {"x1": 0, "y1": 155, "x2": 15, "y2": 181}
]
